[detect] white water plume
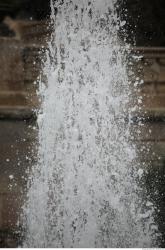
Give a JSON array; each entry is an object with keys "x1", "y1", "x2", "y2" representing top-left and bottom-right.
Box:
[{"x1": 22, "y1": 0, "x2": 158, "y2": 247}]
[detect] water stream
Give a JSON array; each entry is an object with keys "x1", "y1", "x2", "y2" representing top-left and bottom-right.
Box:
[{"x1": 22, "y1": 0, "x2": 159, "y2": 247}]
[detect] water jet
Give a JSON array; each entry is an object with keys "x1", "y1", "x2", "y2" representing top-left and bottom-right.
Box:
[{"x1": 21, "y1": 0, "x2": 159, "y2": 247}]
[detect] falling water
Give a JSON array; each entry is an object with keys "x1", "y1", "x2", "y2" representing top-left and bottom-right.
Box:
[{"x1": 22, "y1": 0, "x2": 158, "y2": 247}]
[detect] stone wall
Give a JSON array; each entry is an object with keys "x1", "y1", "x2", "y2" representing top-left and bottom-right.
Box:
[
  {"x1": 0, "y1": 37, "x2": 39, "y2": 247},
  {"x1": 137, "y1": 48, "x2": 165, "y2": 166}
]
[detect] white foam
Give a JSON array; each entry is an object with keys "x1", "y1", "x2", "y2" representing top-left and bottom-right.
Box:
[{"x1": 22, "y1": 0, "x2": 158, "y2": 247}]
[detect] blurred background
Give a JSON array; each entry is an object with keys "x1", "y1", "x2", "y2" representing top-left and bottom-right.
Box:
[{"x1": 0, "y1": 0, "x2": 165, "y2": 247}]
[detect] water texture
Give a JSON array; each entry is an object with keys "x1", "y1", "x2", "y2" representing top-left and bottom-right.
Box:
[{"x1": 22, "y1": 0, "x2": 158, "y2": 247}]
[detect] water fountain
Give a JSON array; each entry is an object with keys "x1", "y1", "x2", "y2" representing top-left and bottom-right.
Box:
[{"x1": 21, "y1": 0, "x2": 159, "y2": 247}]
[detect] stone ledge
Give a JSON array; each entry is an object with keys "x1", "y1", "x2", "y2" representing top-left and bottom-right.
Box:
[
  {"x1": 0, "y1": 106, "x2": 164, "y2": 123},
  {"x1": 131, "y1": 108, "x2": 165, "y2": 123},
  {"x1": 133, "y1": 47, "x2": 165, "y2": 58},
  {"x1": 145, "y1": 108, "x2": 165, "y2": 122},
  {"x1": 0, "y1": 106, "x2": 36, "y2": 120}
]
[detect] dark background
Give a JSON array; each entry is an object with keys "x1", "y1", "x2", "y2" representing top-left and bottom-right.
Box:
[
  {"x1": 121, "y1": 0, "x2": 165, "y2": 46},
  {"x1": 0, "y1": 0, "x2": 165, "y2": 46}
]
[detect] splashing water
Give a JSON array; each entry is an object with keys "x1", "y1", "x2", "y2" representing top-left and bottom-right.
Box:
[{"x1": 22, "y1": 0, "x2": 158, "y2": 247}]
